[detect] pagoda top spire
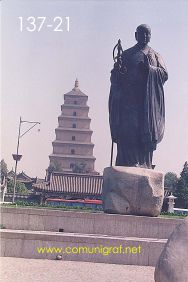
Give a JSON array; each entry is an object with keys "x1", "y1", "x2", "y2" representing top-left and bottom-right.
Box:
[
  {"x1": 65, "y1": 79, "x2": 87, "y2": 96},
  {"x1": 73, "y1": 78, "x2": 79, "y2": 91}
]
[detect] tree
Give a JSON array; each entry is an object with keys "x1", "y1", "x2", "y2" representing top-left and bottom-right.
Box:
[
  {"x1": 7, "y1": 180, "x2": 29, "y2": 195},
  {"x1": 180, "y1": 161, "x2": 188, "y2": 184},
  {"x1": 174, "y1": 161, "x2": 188, "y2": 208},
  {"x1": 71, "y1": 163, "x2": 90, "y2": 173},
  {"x1": 0, "y1": 159, "x2": 8, "y2": 180},
  {"x1": 164, "y1": 172, "x2": 178, "y2": 191},
  {"x1": 47, "y1": 161, "x2": 63, "y2": 173}
]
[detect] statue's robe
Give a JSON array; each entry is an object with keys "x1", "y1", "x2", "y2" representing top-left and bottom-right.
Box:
[{"x1": 109, "y1": 44, "x2": 168, "y2": 168}]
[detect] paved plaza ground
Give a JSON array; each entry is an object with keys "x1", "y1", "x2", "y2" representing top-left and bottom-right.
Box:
[{"x1": 1, "y1": 257, "x2": 155, "y2": 282}]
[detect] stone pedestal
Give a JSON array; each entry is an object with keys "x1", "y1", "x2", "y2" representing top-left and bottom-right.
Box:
[{"x1": 102, "y1": 166, "x2": 164, "y2": 217}]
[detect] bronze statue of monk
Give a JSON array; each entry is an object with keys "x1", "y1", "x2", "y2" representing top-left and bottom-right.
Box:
[{"x1": 109, "y1": 24, "x2": 168, "y2": 168}]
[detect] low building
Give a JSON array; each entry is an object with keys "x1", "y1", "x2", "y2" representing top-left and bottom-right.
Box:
[
  {"x1": 7, "y1": 170, "x2": 44, "y2": 190},
  {"x1": 33, "y1": 172, "x2": 103, "y2": 203}
]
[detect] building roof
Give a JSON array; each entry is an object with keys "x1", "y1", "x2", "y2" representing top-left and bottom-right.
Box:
[
  {"x1": 17, "y1": 171, "x2": 34, "y2": 182},
  {"x1": 7, "y1": 170, "x2": 15, "y2": 178},
  {"x1": 33, "y1": 172, "x2": 103, "y2": 196},
  {"x1": 7, "y1": 170, "x2": 35, "y2": 183}
]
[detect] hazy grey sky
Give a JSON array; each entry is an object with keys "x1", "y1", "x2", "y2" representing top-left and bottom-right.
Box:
[{"x1": 1, "y1": 0, "x2": 188, "y2": 178}]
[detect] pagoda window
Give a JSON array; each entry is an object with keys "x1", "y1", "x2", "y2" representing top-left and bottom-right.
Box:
[
  {"x1": 71, "y1": 149, "x2": 75, "y2": 154},
  {"x1": 70, "y1": 163, "x2": 74, "y2": 169},
  {"x1": 72, "y1": 123, "x2": 76, "y2": 128},
  {"x1": 74, "y1": 101, "x2": 77, "y2": 105},
  {"x1": 73, "y1": 111, "x2": 77, "y2": 116},
  {"x1": 72, "y1": 136, "x2": 76, "y2": 141}
]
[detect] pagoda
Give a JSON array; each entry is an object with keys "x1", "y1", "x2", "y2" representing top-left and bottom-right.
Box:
[{"x1": 49, "y1": 79, "x2": 96, "y2": 173}]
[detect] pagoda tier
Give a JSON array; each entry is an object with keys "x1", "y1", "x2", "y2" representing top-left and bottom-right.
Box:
[{"x1": 49, "y1": 79, "x2": 96, "y2": 173}]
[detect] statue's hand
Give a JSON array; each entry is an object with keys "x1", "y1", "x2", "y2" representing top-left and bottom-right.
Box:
[
  {"x1": 111, "y1": 63, "x2": 119, "y2": 74},
  {"x1": 113, "y1": 62, "x2": 127, "y2": 75},
  {"x1": 114, "y1": 62, "x2": 119, "y2": 68}
]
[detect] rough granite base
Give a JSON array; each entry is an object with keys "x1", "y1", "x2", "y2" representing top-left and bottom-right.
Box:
[{"x1": 102, "y1": 166, "x2": 164, "y2": 217}]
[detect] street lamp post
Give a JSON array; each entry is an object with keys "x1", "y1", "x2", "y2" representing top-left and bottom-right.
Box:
[{"x1": 12, "y1": 116, "x2": 40, "y2": 203}]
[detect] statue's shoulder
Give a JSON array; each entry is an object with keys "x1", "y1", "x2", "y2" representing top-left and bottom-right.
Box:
[
  {"x1": 148, "y1": 47, "x2": 161, "y2": 58},
  {"x1": 122, "y1": 45, "x2": 137, "y2": 58}
]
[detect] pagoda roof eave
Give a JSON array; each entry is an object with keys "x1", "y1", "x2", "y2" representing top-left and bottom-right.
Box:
[
  {"x1": 62, "y1": 104, "x2": 89, "y2": 109},
  {"x1": 58, "y1": 115, "x2": 91, "y2": 121},
  {"x1": 52, "y1": 140, "x2": 94, "y2": 146},
  {"x1": 55, "y1": 128, "x2": 93, "y2": 133},
  {"x1": 64, "y1": 90, "x2": 87, "y2": 97},
  {"x1": 49, "y1": 154, "x2": 96, "y2": 160}
]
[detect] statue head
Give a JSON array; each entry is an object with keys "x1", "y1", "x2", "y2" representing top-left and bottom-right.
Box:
[{"x1": 135, "y1": 24, "x2": 151, "y2": 47}]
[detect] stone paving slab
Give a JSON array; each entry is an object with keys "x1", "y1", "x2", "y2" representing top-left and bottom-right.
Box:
[
  {"x1": 0, "y1": 229, "x2": 166, "y2": 266},
  {"x1": 0, "y1": 257, "x2": 155, "y2": 282}
]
